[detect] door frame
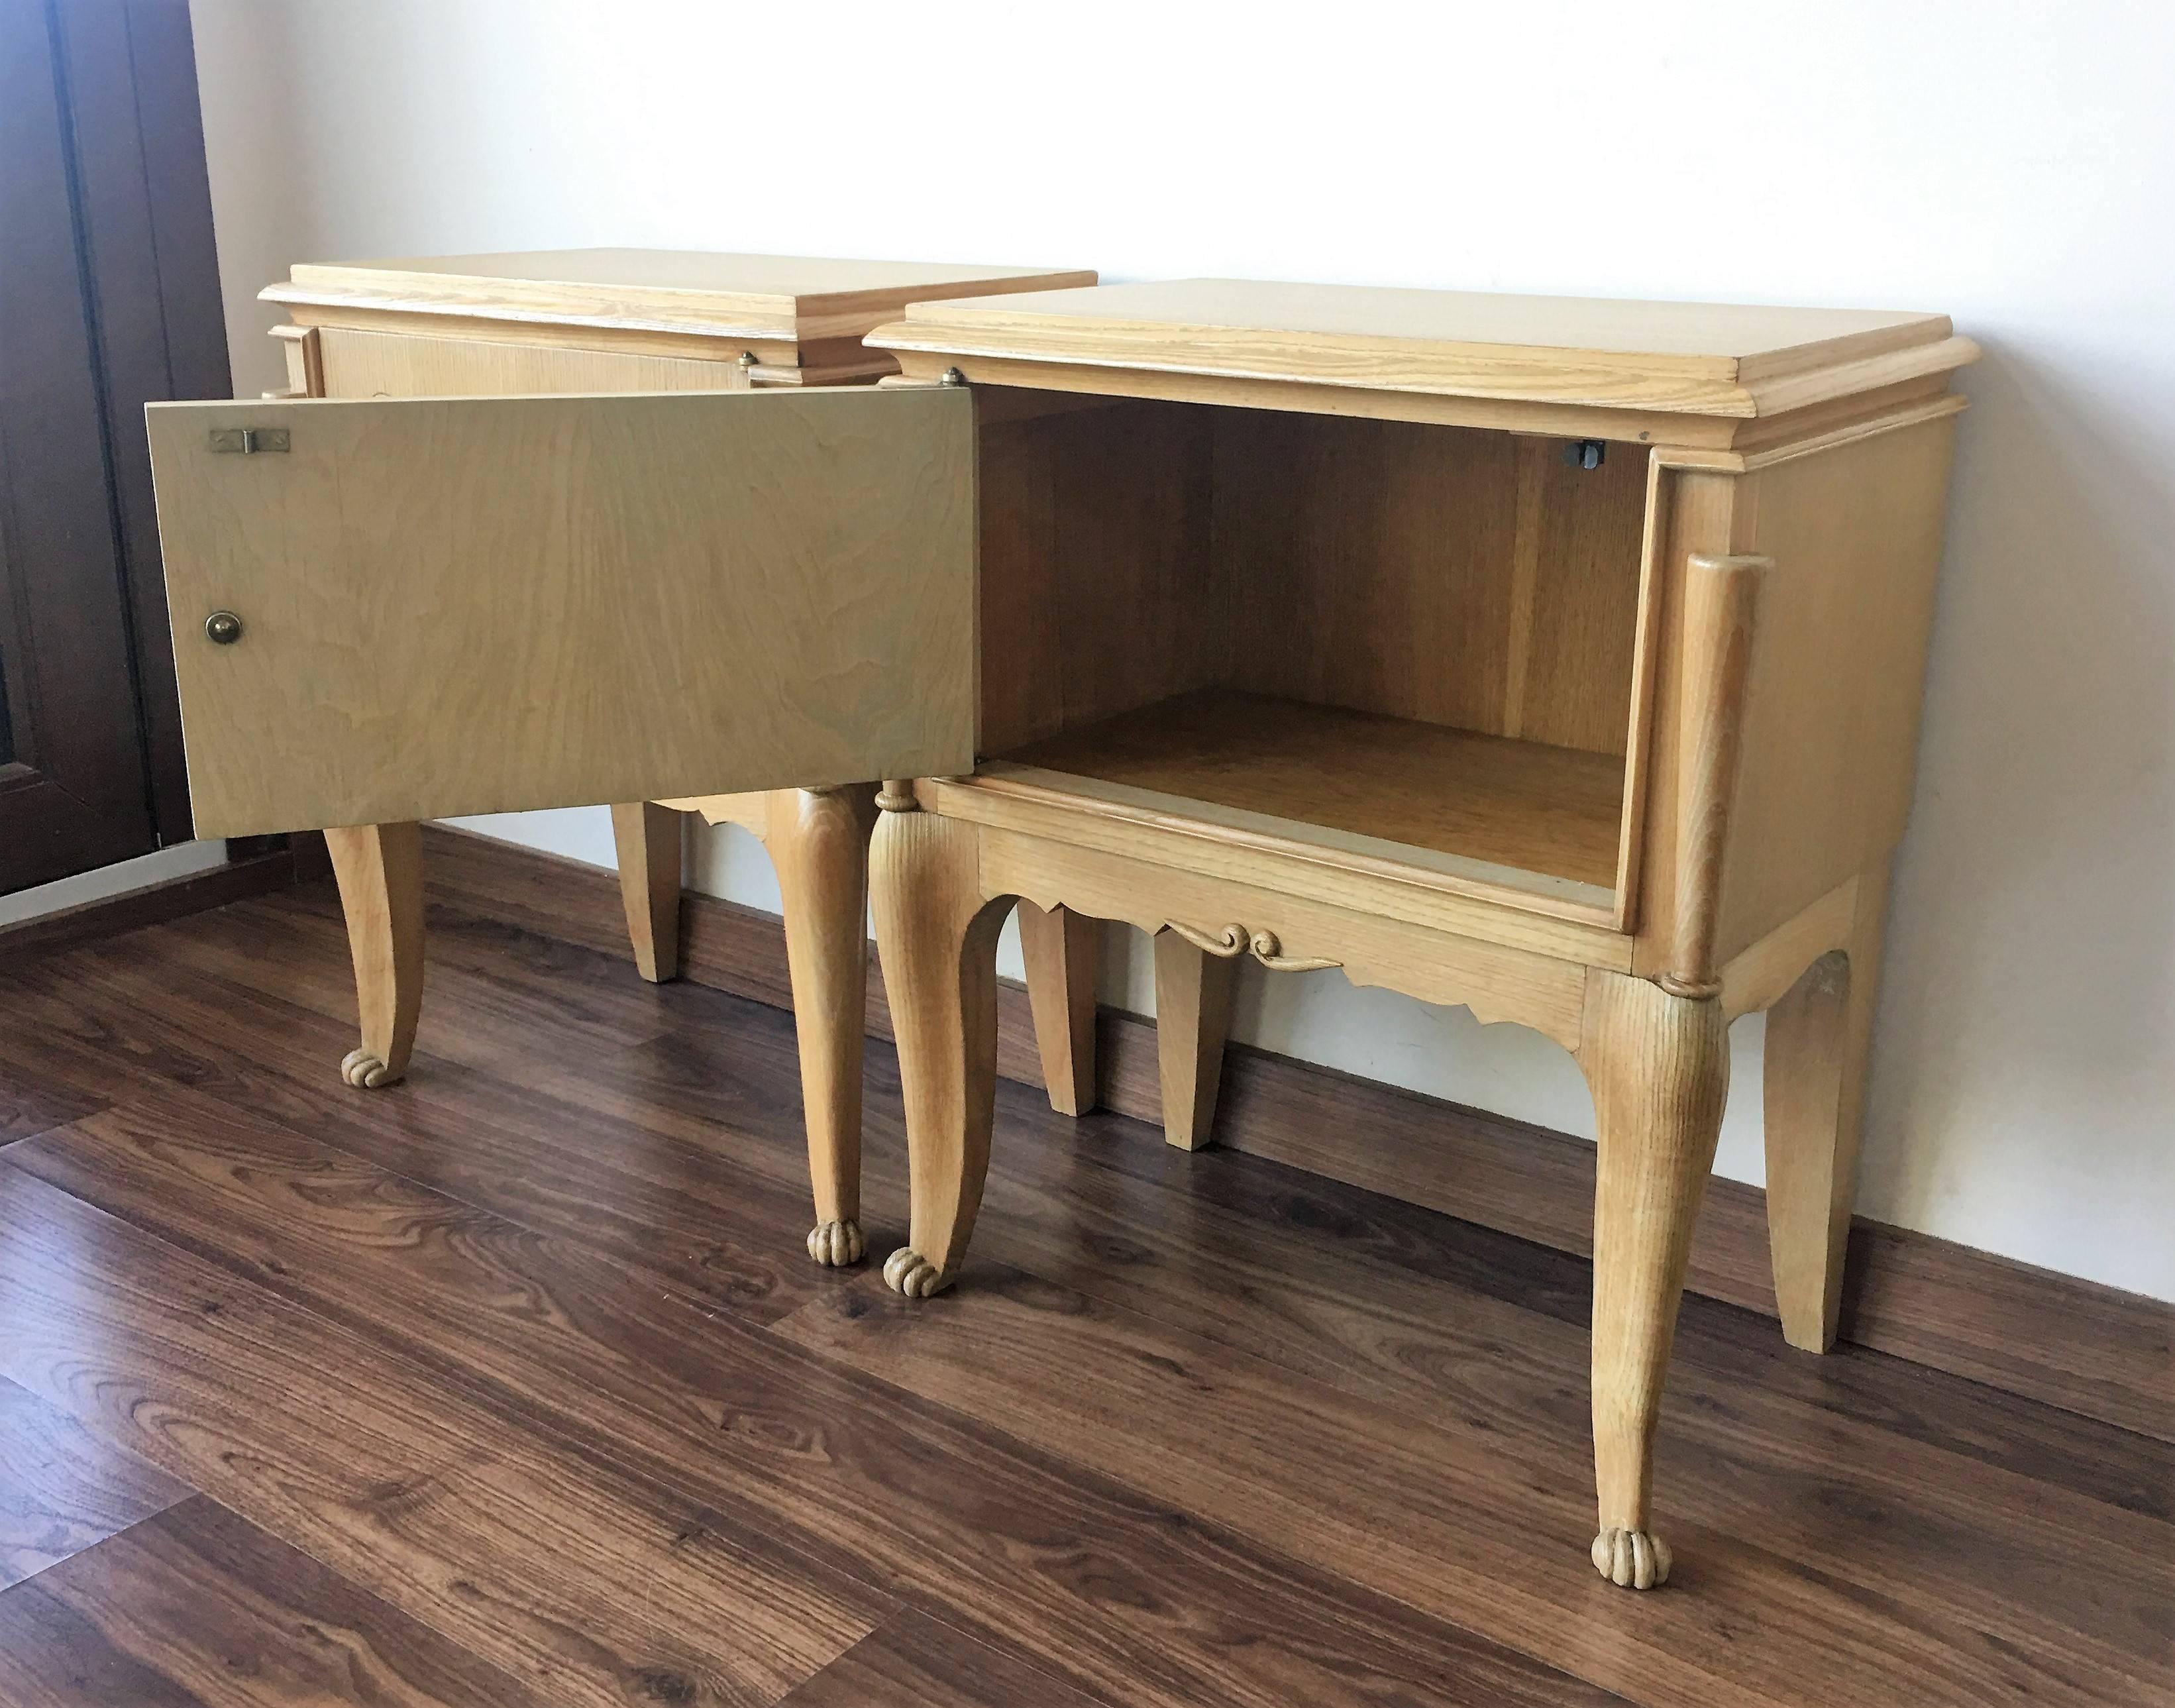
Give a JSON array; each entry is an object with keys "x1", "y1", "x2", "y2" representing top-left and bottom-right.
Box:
[{"x1": 0, "y1": 0, "x2": 231, "y2": 894}]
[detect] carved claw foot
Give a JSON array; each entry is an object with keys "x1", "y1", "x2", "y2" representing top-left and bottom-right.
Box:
[
  {"x1": 882, "y1": 1248, "x2": 951, "y2": 1299},
  {"x1": 806, "y1": 1220, "x2": 866, "y2": 1267},
  {"x1": 1591, "y1": 1527, "x2": 1672, "y2": 1589},
  {"x1": 340, "y1": 1049, "x2": 403, "y2": 1089}
]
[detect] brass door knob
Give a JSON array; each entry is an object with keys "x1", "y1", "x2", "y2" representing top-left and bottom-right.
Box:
[{"x1": 204, "y1": 610, "x2": 244, "y2": 645}]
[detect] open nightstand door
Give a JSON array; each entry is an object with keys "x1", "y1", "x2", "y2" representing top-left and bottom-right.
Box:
[{"x1": 145, "y1": 386, "x2": 976, "y2": 837}]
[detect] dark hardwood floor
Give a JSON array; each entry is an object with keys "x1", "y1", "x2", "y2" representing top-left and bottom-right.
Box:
[{"x1": 0, "y1": 863, "x2": 2167, "y2": 1706}]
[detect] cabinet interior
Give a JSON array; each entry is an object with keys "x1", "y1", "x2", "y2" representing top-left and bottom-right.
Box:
[{"x1": 975, "y1": 389, "x2": 1652, "y2": 916}]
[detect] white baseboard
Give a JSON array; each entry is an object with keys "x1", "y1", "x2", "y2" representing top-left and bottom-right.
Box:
[{"x1": 0, "y1": 839, "x2": 232, "y2": 930}]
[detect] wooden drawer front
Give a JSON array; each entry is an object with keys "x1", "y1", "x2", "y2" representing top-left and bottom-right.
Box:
[
  {"x1": 316, "y1": 325, "x2": 751, "y2": 399},
  {"x1": 146, "y1": 387, "x2": 975, "y2": 837}
]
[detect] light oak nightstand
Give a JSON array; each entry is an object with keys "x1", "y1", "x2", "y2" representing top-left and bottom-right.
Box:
[
  {"x1": 853, "y1": 280, "x2": 1973, "y2": 1588},
  {"x1": 144, "y1": 273, "x2": 1971, "y2": 1589},
  {"x1": 246, "y1": 247, "x2": 1092, "y2": 1265}
]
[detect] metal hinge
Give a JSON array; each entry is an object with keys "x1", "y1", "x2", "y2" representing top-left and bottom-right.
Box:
[{"x1": 209, "y1": 427, "x2": 288, "y2": 454}]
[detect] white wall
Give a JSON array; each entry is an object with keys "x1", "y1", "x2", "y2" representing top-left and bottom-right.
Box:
[{"x1": 188, "y1": 0, "x2": 2174, "y2": 1300}]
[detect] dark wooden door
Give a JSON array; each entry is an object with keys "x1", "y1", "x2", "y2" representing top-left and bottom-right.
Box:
[{"x1": 0, "y1": 0, "x2": 229, "y2": 894}]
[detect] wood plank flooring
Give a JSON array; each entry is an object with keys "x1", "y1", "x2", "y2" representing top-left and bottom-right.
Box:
[
  {"x1": 0, "y1": 874, "x2": 2167, "y2": 1707},
  {"x1": 406, "y1": 821, "x2": 2175, "y2": 1443}
]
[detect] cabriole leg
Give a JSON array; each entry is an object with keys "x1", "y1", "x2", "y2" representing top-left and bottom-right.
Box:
[
  {"x1": 1764, "y1": 865, "x2": 1890, "y2": 1351},
  {"x1": 769, "y1": 786, "x2": 880, "y2": 1267},
  {"x1": 325, "y1": 822, "x2": 424, "y2": 1089},
  {"x1": 1152, "y1": 929, "x2": 1238, "y2": 1151},
  {"x1": 870, "y1": 792, "x2": 1009, "y2": 1298},
  {"x1": 1018, "y1": 902, "x2": 1098, "y2": 1116},
  {"x1": 610, "y1": 801, "x2": 684, "y2": 983},
  {"x1": 1577, "y1": 970, "x2": 1728, "y2": 1589}
]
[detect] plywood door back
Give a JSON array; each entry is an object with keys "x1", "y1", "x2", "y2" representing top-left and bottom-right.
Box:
[{"x1": 147, "y1": 388, "x2": 976, "y2": 836}]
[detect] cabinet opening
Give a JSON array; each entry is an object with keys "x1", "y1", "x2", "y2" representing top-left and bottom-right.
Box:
[{"x1": 973, "y1": 388, "x2": 1652, "y2": 922}]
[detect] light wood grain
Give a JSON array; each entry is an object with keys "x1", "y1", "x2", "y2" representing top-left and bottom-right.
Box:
[
  {"x1": 872, "y1": 278, "x2": 1972, "y2": 416},
  {"x1": 1709, "y1": 415, "x2": 1959, "y2": 963},
  {"x1": 1212, "y1": 415, "x2": 1645, "y2": 752},
  {"x1": 975, "y1": 397, "x2": 1216, "y2": 754},
  {"x1": 1575, "y1": 972, "x2": 1728, "y2": 1587},
  {"x1": 968, "y1": 391, "x2": 1650, "y2": 938},
  {"x1": 1215, "y1": 410, "x2": 1518, "y2": 733},
  {"x1": 999, "y1": 690, "x2": 1626, "y2": 892},
  {"x1": 148, "y1": 388, "x2": 977, "y2": 837},
  {"x1": 880, "y1": 295, "x2": 1968, "y2": 1601},
  {"x1": 291, "y1": 303, "x2": 804, "y2": 368},
  {"x1": 610, "y1": 802, "x2": 683, "y2": 983},
  {"x1": 268, "y1": 256, "x2": 1102, "y2": 1279},
  {"x1": 770, "y1": 786, "x2": 882, "y2": 1265},
  {"x1": 869, "y1": 802, "x2": 1012, "y2": 1297},
  {"x1": 1764, "y1": 864, "x2": 1891, "y2": 1352},
  {"x1": 322, "y1": 822, "x2": 423, "y2": 1088},
  {"x1": 1664, "y1": 553, "x2": 1770, "y2": 994},
  {"x1": 269, "y1": 249, "x2": 1096, "y2": 348},
  {"x1": 635, "y1": 781, "x2": 884, "y2": 1262},
  {"x1": 1016, "y1": 903, "x2": 1097, "y2": 1117},
  {"x1": 1151, "y1": 930, "x2": 1237, "y2": 1150},
  {"x1": 270, "y1": 321, "x2": 321, "y2": 396},
  {"x1": 970, "y1": 823, "x2": 1593, "y2": 1053},
  {"x1": 1607, "y1": 447, "x2": 1685, "y2": 928},
  {"x1": 935, "y1": 774, "x2": 1632, "y2": 969},
  {"x1": 317, "y1": 324, "x2": 751, "y2": 398},
  {"x1": 1507, "y1": 439, "x2": 1656, "y2": 749},
  {"x1": 895, "y1": 348, "x2": 1752, "y2": 447},
  {"x1": 226, "y1": 266, "x2": 1973, "y2": 1609},
  {"x1": 1623, "y1": 462, "x2": 1732, "y2": 977}
]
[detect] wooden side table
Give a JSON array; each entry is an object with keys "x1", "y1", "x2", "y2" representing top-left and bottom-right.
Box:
[
  {"x1": 855, "y1": 281, "x2": 1975, "y2": 1587},
  {"x1": 256, "y1": 248, "x2": 1095, "y2": 1263},
  {"x1": 144, "y1": 272, "x2": 1972, "y2": 1590}
]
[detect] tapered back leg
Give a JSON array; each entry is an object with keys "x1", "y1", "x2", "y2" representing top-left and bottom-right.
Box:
[
  {"x1": 1764, "y1": 863, "x2": 1891, "y2": 1351},
  {"x1": 1019, "y1": 902, "x2": 1100, "y2": 1117},
  {"x1": 609, "y1": 801, "x2": 686, "y2": 984}
]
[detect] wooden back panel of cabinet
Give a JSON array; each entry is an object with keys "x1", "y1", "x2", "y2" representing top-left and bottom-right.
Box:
[
  {"x1": 973, "y1": 396, "x2": 1653, "y2": 763},
  {"x1": 976, "y1": 397, "x2": 1216, "y2": 755},
  {"x1": 1211, "y1": 411, "x2": 1650, "y2": 755}
]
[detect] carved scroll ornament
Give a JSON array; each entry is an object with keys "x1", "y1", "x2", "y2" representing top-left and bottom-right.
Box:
[{"x1": 1161, "y1": 920, "x2": 1342, "y2": 974}]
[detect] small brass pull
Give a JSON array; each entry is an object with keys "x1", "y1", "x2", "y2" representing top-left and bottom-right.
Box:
[{"x1": 204, "y1": 610, "x2": 243, "y2": 645}]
